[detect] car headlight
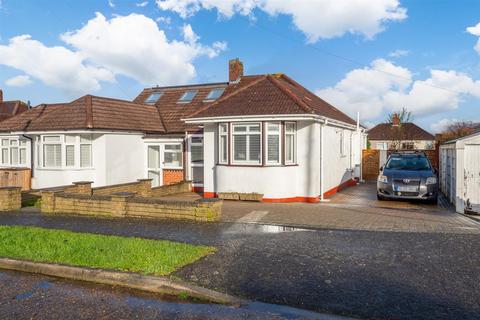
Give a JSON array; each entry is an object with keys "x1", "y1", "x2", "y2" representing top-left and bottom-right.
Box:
[
  {"x1": 426, "y1": 177, "x2": 437, "y2": 185},
  {"x1": 378, "y1": 175, "x2": 388, "y2": 183}
]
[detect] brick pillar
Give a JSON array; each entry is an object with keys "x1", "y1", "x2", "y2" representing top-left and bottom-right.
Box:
[
  {"x1": 71, "y1": 181, "x2": 93, "y2": 195},
  {"x1": 110, "y1": 192, "x2": 134, "y2": 217},
  {"x1": 0, "y1": 187, "x2": 21, "y2": 211},
  {"x1": 41, "y1": 191, "x2": 56, "y2": 214},
  {"x1": 136, "y1": 179, "x2": 152, "y2": 198}
]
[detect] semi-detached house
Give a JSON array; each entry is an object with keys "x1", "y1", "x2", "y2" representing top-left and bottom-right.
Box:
[{"x1": 0, "y1": 59, "x2": 367, "y2": 202}]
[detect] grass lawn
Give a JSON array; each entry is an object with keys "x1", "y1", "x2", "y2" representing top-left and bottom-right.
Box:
[{"x1": 0, "y1": 225, "x2": 215, "y2": 276}]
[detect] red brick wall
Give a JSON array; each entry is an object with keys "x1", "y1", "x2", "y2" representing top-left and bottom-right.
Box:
[{"x1": 163, "y1": 169, "x2": 184, "y2": 185}]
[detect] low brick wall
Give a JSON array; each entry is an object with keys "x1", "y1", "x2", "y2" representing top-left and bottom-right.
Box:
[
  {"x1": 151, "y1": 181, "x2": 192, "y2": 197},
  {"x1": 0, "y1": 187, "x2": 21, "y2": 211},
  {"x1": 163, "y1": 169, "x2": 184, "y2": 185},
  {"x1": 92, "y1": 179, "x2": 152, "y2": 197},
  {"x1": 41, "y1": 191, "x2": 221, "y2": 221}
]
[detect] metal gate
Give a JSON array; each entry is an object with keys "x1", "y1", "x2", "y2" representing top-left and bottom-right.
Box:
[{"x1": 465, "y1": 145, "x2": 480, "y2": 213}]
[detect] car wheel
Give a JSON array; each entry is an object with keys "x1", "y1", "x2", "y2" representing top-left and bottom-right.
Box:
[
  {"x1": 377, "y1": 193, "x2": 385, "y2": 201},
  {"x1": 428, "y1": 196, "x2": 438, "y2": 205}
]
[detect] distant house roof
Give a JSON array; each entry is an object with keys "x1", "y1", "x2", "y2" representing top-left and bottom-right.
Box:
[
  {"x1": 0, "y1": 100, "x2": 28, "y2": 122},
  {"x1": 186, "y1": 74, "x2": 357, "y2": 126},
  {"x1": 367, "y1": 122, "x2": 435, "y2": 141},
  {"x1": 0, "y1": 95, "x2": 165, "y2": 133}
]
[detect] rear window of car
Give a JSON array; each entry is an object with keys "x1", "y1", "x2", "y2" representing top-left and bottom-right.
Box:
[{"x1": 385, "y1": 156, "x2": 431, "y2": 171}]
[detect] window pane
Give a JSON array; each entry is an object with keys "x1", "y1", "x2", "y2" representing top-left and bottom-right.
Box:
[
  {"x1": 165, "y1": 144, "x2": 181, "y2": 151},
  {"x1": 19, "y1": 139, "x2": 27, "y2": 147},
  {"x1": 249, "y1": 134, "x2": 261, "y2": 162},
  {"x1": 148, "y1": 170, "x2": 160, "y2": 187},
  {"x1": 191, "y1": 137, "x2": 203, "y2": 144},
  {"x1": 233, "y1": 135, "x2": 247, "y2": 161},
  {"x1": 233, "y1": 125, "x2": 247, "y2": 133},
  {"x1": 164, "y1": 151, "x2": 182, "y2": 167},
  {"x1": 148, "y1": 146, "x2": 159, "y2": 169},
  {"x1": 145, "y1": 92, "x2": 163, "y2": 104},
  {"x1": 2, "y1": 148, "x2": 8, "y2": 164},
  {"x1": 220, "y1": 135, "x2": 227, "y2": 163},
  {"x1": 285, "y1": 123, "x2": 295, "y2": 133},
  {"x1": 219, "y1": 124, "x2": 227, "y2": 133},
  {"x1": 1, "y1": 139, "x2": 8, "y2": 147},
  {"x1": 285, "y1": 135, "x2": 294, "y2": 163},
  {"x1": 205, "y1": 88, "x2": 225, "y2": 100},
  {"x1": 44, "y1": 144, "x2": 61, "y2": 167},
  {"x1": 179, "y1": 90, "x2": 197, "y2": 102},
  {"x1": 19, "y1": 148, "x2": 26, "y2": 165},
  {"x1": 268, "y1": 123, "x2": 280, "y2": 132},
  {"x1": 80, "y1": 134, "x2": 92, "y2": 143},
  {"x1": 10, "y1": 140, "x2": 17, "y2": 146},
  {"x1": 10, "y1": 147, "x2": 18, "y2": 165},
  {"x1": 80, "y1": 144, "x2": 92, "y2": 167},
  {"x1": 66, "y1": 145, "x2": 75, "y2": 166},
  {"x1": 268, "y1": 134, "x2": 279, "y2": 162},
  {"x1": 192, "y1": 166, "x2": 204, "y2": 184},
  {"x1": 65, "y1": 135, "x2": 76, "y2": 143},
  {"x1": 249, "y1": 124, "x2": 260, "y2": 132},
  {"x1": 191, "y1": 145, "x2": 203, "y2": 163},
  {"x1": 43, "y1": 136, "x2": 60, "y2": 142}
]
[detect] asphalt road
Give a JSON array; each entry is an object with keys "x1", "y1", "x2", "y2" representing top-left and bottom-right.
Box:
[{"x1": 0, "y1": 211, "x2": 479, "y2": 319}]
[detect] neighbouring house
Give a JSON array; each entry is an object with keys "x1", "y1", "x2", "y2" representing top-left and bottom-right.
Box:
[
  {"x1": 367, "y1": 114, "x2": 435, "y2": 150},
  {"x1": 0, "y1": 89, "x2": 28, "y2": 122},
  {"x1": 0, "y1": 59, "x2": 367, "y2": 202}
]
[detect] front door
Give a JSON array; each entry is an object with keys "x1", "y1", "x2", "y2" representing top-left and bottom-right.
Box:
[{"x1": 147, "y1": 142, "x2": 184, "y2": 187}]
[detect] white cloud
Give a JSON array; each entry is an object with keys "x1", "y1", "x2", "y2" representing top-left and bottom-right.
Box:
[
  {"x1": 136, "y1": 1, "x2": 149, "y2": 7},
  {"x1": 389, "y1": 49, "x2": 409, "y2": 57},
  {"x1": 156, "y1": 0, "x2": 407, "y2": 42},
  {"x1": 156, "y1": 16, "x2": 172, "y2": 24},
  {"x1": 467, "y1": 21, "x2": 480, "y2": 54},
  {"x1": 61, "y1": 13, "x2": 226, "y2": 85},
  {"x1": 108, "y1": 0, "x2": 115, "y2": 8},
  {"x1": 0, "y1": 35, "x2": 114, "y2": 95},
  {"x1": 430, "y1": 118, "x2": 459, "y2": 133},
  {"x1": 5, "y1": 75, "x2": 33, "y2": 87},
  {"x1": 316, "y1": 59, "x2": 480, "y2": 120},
  {"x1": 0, "y1": 13, "x2": 225, "y2": 95}
]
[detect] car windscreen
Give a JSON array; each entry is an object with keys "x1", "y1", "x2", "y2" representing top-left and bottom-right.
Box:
[{"x1": 385, "y1": 156, "x2": 431, "y2": 171}]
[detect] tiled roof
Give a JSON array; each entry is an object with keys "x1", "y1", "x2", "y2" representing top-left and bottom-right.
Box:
[
  {"x1": 0, "y1": 95, "x2": 165, "y2": 133},
  {"x1": 367, "y1": 123, "x2": 435, "y2": 141},
  {"x1": 187, "y1": 74, "x2": 357, "y2": 126},
  {"x1": 133, "y1": 76, "x2": 262, "y2": 133},
  {"x1": 0, "y1": 101, "x2": 28, "y2": 122}
]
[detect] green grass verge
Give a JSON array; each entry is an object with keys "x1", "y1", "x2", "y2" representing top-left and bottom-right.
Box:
[{"x1": 0, "y1": 226, "x2": 215, "y2": 276}]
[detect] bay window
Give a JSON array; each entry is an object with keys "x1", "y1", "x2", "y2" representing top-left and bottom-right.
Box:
[
  {"x1": 266, "y1": 123, "x2": 281, "y2": 164},
  {"x1": 284, "y1": 122, "x2": 296, "y2": 164},
  {"x1": 232, "y1": 123, "x2": 261, "y2": 164},
  {"x1": 218, "y1": 123, "x2": 228, "y2": 164}
]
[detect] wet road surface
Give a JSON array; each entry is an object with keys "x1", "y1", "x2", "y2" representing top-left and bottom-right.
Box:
[{"x1": 0, "y1": 211, "x2": 479, "y2": 319}]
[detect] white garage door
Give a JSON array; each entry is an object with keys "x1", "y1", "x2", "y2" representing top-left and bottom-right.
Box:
[{"x1": 465, "y1": 145, "x2": 480, "y2": 213}]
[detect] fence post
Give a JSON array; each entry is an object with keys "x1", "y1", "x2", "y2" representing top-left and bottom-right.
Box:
[
  {"x1": 41, "y1": 191, "x2": 57, "y2": 214},
  {"x1": 71, "y1": 181, "x2": 93, "y2": 195}
]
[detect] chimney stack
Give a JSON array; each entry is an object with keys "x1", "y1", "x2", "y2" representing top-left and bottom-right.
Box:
[
  {"x1": 392, "y1": 113, "x2": 400, "y2": 126},
  {"x1": 0, "y1": 89, "x2": 3, "y2": 103},
  {"x1": 229, "y1": 58, "x2": 244, "y2": 83}
]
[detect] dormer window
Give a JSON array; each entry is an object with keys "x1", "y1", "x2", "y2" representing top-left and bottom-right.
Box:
[
  {"x1": 144, "y1": 92, "x2": 163, "y2": 104},
  {"x1": 178, "y1": 90, "x2": 197, "y2": 103},
  {"x1": 205, "y1": 88, "x2": 225, "y2": 101}
]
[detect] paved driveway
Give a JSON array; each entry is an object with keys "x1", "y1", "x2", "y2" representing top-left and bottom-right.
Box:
[{"x1": 220, "y1": 182, "x2": 480, "y2": 233}]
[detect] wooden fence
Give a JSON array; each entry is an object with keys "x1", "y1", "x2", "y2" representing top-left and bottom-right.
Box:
[
  {"x1": 0, "y1": 168, "x2": 31, "y2": 191},
  {"x1": 362, "y1": 150, "x2": 439, "y2": 181}
]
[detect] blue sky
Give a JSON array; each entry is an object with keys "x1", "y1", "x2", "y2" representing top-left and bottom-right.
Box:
[{"x1": 1, "y1": 0, "x2": 480, "y2": 132}]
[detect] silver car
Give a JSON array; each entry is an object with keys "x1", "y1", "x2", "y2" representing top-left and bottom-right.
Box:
[{"x1": 377, "y1": 152, "x2": 438, "y2": 203}]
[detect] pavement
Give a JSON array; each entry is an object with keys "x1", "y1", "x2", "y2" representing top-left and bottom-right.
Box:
[{"x1": 1, "y1": 183, "x2": 480, "y2": 319}]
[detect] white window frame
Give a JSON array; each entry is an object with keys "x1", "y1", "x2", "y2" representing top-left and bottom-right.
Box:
[
  {"x1": 163, "y1": 143, "x2": 183, "y2": 169},
  {"x1": 266, "y1": 122, "x2": 281, "y2": 165},
  {"x1": 218, "y1": 123, "x2": 228, "y2": 164},
  {"x1": 188, "y1": 134, "x2": 204, "y2": 187},
  {"x1": 231, "y1": 122, "x2": 262, "y2": 165},
  {"x1": 39, "y1": 134, "x2": 94, "y2": 170},
  {"x1": 284, "y1": 122, "x2": 296, "y2": 165},
  {"x1": 0, "y1": 137, "x2": 28, "y2": 167},
  {"x1": 147, "y1": 145, "x2": 162, "y2": 187},
  {"x1": 340, "y1": 129, "x2": 347, "y2": 157}
]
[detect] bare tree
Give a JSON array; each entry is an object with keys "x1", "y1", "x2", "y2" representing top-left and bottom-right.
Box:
[
  {"x1": 437, "y1": 121, "x2": 480, "y2": 143},
  {"x1": 385, "y1": 108, "x2": 414, "y2": 150},
  {"x1": 386, "y1": 107, "x2": 413, "y2": 124}
]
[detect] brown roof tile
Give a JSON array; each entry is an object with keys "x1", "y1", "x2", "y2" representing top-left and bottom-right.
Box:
[
  {"x1": 0, "y1": 101, "x2": 28, "y2": 122},
  {"x1": 0, "y1": 95, "x2": 165, "y2": 133},
  {"x1": 367, "y1": 123, "x2": 435, "y2": 141}
]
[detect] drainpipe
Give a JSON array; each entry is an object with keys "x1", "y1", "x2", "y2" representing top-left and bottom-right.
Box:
[
  {"x1": 319, "y1": 120, "x2": 327, "y2": 201},
  {"x1": 22, "y1": 134, "x2": 34, "y2": 178}
]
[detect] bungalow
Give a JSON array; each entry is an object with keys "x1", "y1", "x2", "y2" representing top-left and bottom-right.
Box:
[
  {"x1": 0, "y1": 89, "x2": 28, "y2": 122},
  {"x1": 0, "y1": 59, "x2": 367, "y2": 202}
]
